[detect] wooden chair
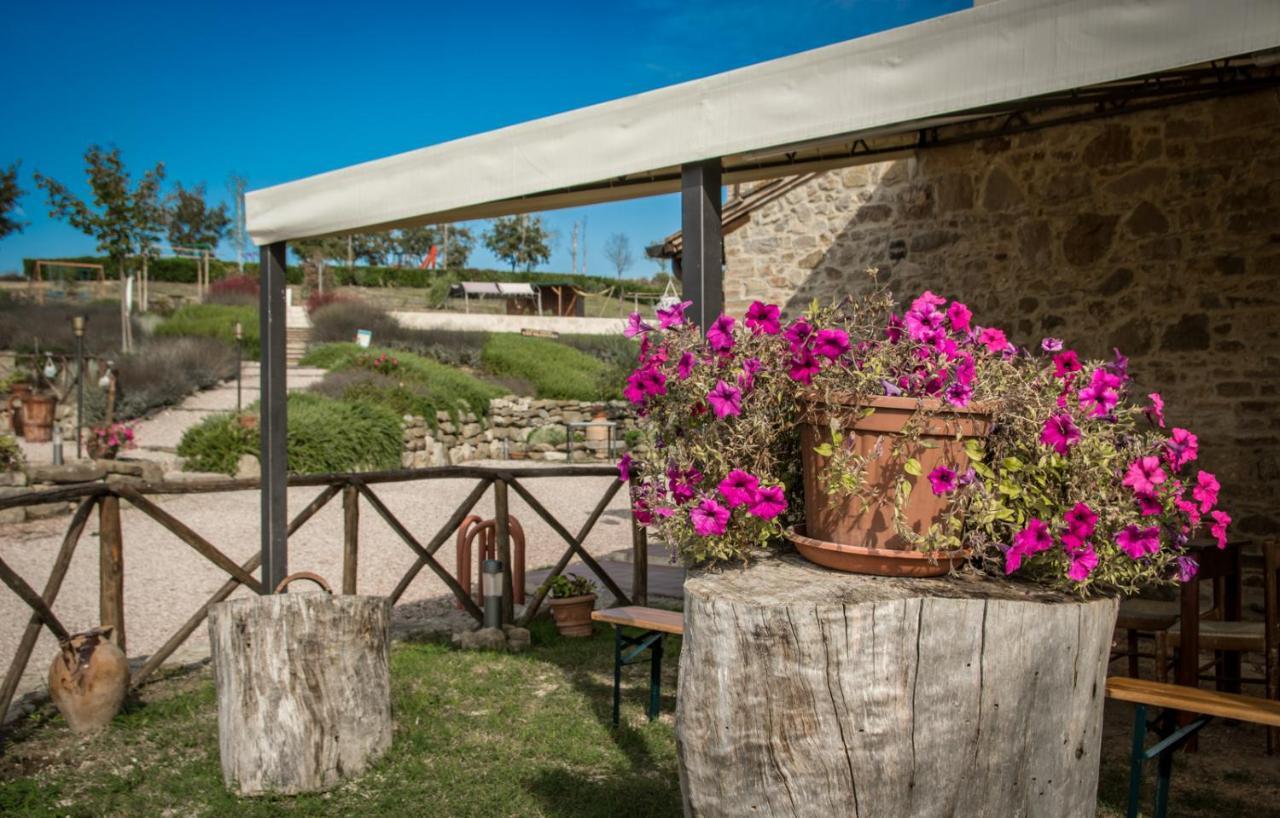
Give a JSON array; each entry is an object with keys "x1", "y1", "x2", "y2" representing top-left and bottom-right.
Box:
[
  {"x1": 1155, "y1": 539, "x2": 1280, "y2": 752},
  {"x1": 1113, "y1": 599, "x2": 1181, "y2": 678}
]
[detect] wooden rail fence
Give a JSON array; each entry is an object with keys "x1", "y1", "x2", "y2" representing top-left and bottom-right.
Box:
[{"x1": 0, "y1": 464, "x2": 644, "y2": 726}]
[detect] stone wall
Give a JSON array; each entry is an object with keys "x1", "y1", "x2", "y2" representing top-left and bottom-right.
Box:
[
  {"x1": 400, "y1": 398, "x2": 636, "y2": 467},
  {"x1": 722, "y1": 89, "x2": 1280, "y2": 535}
]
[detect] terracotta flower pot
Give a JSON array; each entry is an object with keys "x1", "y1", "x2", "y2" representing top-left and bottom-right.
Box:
[
  {"x1": 548, "y1": 593, "x2": 597, "y2": 637},
  {"x1": 20, "y1": 392, "x2": 56, "y2": 443},
  {"x1": 7, "y1": 383, "x2": 32, "y2": 436},
  {"x1": 47, "y1": 627, "x2": 129, "y2": 734},
  {"x1": 799, "y1": 395, "x2": 990, "y2": 571}
]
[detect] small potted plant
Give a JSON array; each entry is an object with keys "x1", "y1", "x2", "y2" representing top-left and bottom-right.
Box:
[
  {"x1": 86, "y1": 421, "x2": 136, "y2": 460},
  {"x1": 542, "y1": 573, "x2": 597, "y2": 637}
]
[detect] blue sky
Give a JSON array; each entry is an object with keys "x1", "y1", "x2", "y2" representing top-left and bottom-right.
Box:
[{"x1": 0, "y1": 0, "x2": 968, "y2": 277}]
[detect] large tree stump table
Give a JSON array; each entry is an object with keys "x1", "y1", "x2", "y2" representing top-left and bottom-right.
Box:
[{"x1": 677, "y1": 554, "x2": 1118, "y2": 818}]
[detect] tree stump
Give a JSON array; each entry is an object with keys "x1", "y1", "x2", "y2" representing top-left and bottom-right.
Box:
[
  {"x1": 208, "y1": 593, "x2": 392, "y2": 796},
  {"x1": 677, "y1": 554, "x2": 1118, "y2": 818}
]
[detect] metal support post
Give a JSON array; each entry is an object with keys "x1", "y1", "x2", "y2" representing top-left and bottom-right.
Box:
[
  {"x1": 680, "y1": 159, "x2": 724, "y2": 331},
  {"x1": 259, "y1": 242, "x2": 289, "y2": 593}
]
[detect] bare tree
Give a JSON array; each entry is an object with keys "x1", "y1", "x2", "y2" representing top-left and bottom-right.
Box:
[
  {"x1": 226, "y1": 173, "x2": 249, "y2": 273},
  {"x1": 604, "y1": 232, "x2": 633, "y2": 307}
]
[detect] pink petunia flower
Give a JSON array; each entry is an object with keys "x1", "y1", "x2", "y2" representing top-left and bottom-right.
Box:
[
  {"x1": 744, "y1": 301, "x2": 782, "y2": 335},
  {"x1": 1078, "y1": 368, "x2": 1121, "y2": 418},
  {"x1": 885, "y1": 314, "x2": 905, "y2": 343},
  {"x1": 1115, "y1": 525, "x2": 1161, "y2": 559},
  {"x1": 624, "y1": 312, "x2": 653, "y2": 339},
  {"x1": 1146, "y1": 392, "x2": 1166, "y2": 428},
  {"x1": 632, "y1": 498, "x2": 653, "y2": 525},
  {"x1": 976, "y1": 327, "x2": 1007, "y2": 354},
  {"x1": 1064, "y1": 503, "x2": 1098, "y2": 538},
  {"x1": 788, "y1": 347, "x2": 820, "y2": 384},
  {"x1": 1175, "y1": 556, "x2": 1199, "y2": 582},
  {"x1": 1053, "y1": 350, "x2": 1082, "y2": 380},
  {"x1": 1067, "y1": 547, "x2": 1099, "y2": 582},
  {"x1": 706, "y1": 314, "x2": 736, "y2": 353},
  {"x1": 944, "y1": 380, "x2": 973, "y2": 408},
  {"x1": 1192, "y1": 471, "x2": 1220, "y2": 513},
  {"x1": 783, "y1": 319, "x2": 813, "y2": 350},
  {"x1": 617, "y1": 453, "x2": 632, "y2": 482},
  {"x1": 690, "y1": 498, "x2": 730, "y2": 537},
  {"x1": 1209, "y1": 509, "x2": 1231, "y2": 549},
  {"x1": 1041, "y1": 337, "x2": 1064, "y2": 353},
  {"x1": 1135, "y1": 493, "x2": 1164, "y2": 516},
  {"x1": 1006, "y1": 518, "x2": 1053, "y2": 574},
  {"x1": 1164, "y1": 427, "x2": 1198, "y2": 470},
  {"x1": 947, "y1": 302, "x2": 973, "y2": 334},
  {"x1": 812, "y1": 329, "x2": 851, "y2": 360},
  {"x1": 1040, "y1": 413, "x2": 1082, "y2": 455},
  {"x1": 747, "y1": 485, "x2": 788, "y2": 519},
  {"x1": 927, "y1": 466, "x2": 958, "y2": 495},
  {"x1": 1122, "y1": 456, "x2": 1167, "y2": 496},
  {"x1": 718, "y1": 470, "x2": 760, "y2": 508},
  {"x1": 706, "y1": 380, "x2": 742, "y2": 419},
  {"x1": 677, "y1": 351, "x2": 696, "y2": 380},
  {"x1": 656, "y1": 300, "x2": 692, "y2": 329},
  {"x1": 738, "y1": 357, "x2": 763, "y2": 392}
]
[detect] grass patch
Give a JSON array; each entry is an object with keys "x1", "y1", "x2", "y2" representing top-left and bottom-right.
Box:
[
  {"x1": 177, "y1": 392, "x2": 402, "y2": 475},
  {"x1": 0, "y1": 621, "x2": 682, "y2": 817},
  {"x1": 154, "y1": 304, "x2": 259, "y2": 359},
  {"x1": 300, "y1": 343, "x2": 502, "y2": 419},
  {"x1": 481, "y1": 334, "x2": 613, "y2": 401}
]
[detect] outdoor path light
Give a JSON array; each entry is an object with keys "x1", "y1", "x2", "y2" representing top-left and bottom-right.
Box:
[
  {"x1": 483, "y1": 559, "x2": 503, "y2": 629},
  {"x1": 234, "y1": 321, "x2": 243, "y2": 413},
  {"x1": 72, "y1": 315, "x2": 86, "y2": 459}
]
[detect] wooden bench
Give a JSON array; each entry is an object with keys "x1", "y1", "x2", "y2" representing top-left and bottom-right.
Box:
[
  {"x1": 1106, "y1": 676, "x2": 1280, "y2": 818},
  {"x1": 592, "y1": 606, "x2": 685, "y2": 728}
]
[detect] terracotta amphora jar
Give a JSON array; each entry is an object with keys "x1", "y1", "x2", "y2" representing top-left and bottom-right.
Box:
[
  {"x1": 792, "y1": 395, "x2": 990, "y2": 576},
  {"x1": 47, "y1": 626, "x2": 129, "y2": 734}
]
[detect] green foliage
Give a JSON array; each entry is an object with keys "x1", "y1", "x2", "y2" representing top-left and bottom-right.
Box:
[
  {"x1": 178, "y1": 393, "x2": 402, "y2": 475},
  {"x1": 104, "y1": 337, "x2": 238, "y2": 423},
  {"x1": 301, "y1": 343, "x2": 502, "y2": 420},
  {"x1": 483, "y1": 215, "x2": 552, "y2": 272},
  {"x1": 308, "y1": 300, "x2": 489, "y2": 367},
  {"x1": 527, "y1": 424, "x2": 567, "y2": 447},
  {"x1": 0, "y1": 434, "x2": 24, "y2": 471},
  {"x1": 154, "y1": 304, "x2": 258, "y2": 359},
  {"x1": 541, "y1": 573, "x2": 597, "y2": 599},
  {"x1": 0, "y1": 162, "x2": 25, "y2": 240},
  {"x1": 481, "y1": 334, "x2": 612, "y2": 401},
  {"x1": 0, "y1": 300, "x2": 140, "y2": 355},
  {"x1": 165, "y1": 182, "x2": 229, "y2": 249}
]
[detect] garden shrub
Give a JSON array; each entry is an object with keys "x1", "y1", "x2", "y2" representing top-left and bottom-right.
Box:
[
  {"x1": 305, "y1": 290, "x2": 350, "y2": 315},
  {"x1": 154, "y1": 304, "x2": 259, "y2": 359},
  {"x1": 0, "y1": 434, "x2": 24, "y2": 471},
  {"x1": 481, "y1": 334, "x2": 611, "y2": 401},
  {"x1": 310, "y1": 368, "x2": 441, "y2": 422},
  {"x1": 177, "y1": 392, "x2": 403, "y2": 475},
  {"x1": 0, "y1": 299, "x2": 140, "y2": 355},
  {"x1": 205, "y1": 275, "x2": 259, "y2": 306},
  {"x1": 309, "y1": 300, "x2": 488, "y2": 367},
  {"x1": 527, "y1": 425, "x2": 567, "y2": 447},
  {"x1": 75, "y1": 336, "x2": 237, "y2": 425}
]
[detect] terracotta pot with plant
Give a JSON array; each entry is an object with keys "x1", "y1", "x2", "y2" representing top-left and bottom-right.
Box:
[
  {"x1": 617, "y1": 281, "x2": 1229, "y2": 594},
  {"x1": 47, "y1": 627, "x2": 129, "y2": 734},
  {"x1": 86, "y1": 421, "x2": 136, "y2": 460},
  {"x1": 542, "y1": 574, "x2": 597, "y2": 637}
]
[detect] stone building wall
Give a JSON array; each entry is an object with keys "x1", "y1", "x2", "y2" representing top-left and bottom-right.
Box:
[{"x1": 722, "y1": 89, "x2": 1280, "y2": 535}]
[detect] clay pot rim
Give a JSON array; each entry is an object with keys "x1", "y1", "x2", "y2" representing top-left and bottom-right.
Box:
[
  {"x1": 548, "y1": 593, "x2": 597, "y2": 605},
  {"x1": 786, "y1": 526, "x2": 969, "y2": 560},
  {"x1": 802, "y1": 393, "x2": 994, "y2": 416}
]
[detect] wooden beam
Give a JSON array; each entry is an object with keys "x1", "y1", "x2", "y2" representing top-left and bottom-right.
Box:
[
  {"x1": 681, "y1": 159, "x2": 723, "y2": 330},
  {"x1": 99, "y1": 495, "x2": 126, "y2": 651},
  {"x1": 259, "y1": 241, "x2": 289, "y2": 593}
]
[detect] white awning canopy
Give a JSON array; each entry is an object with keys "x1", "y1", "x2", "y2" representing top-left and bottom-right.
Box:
[{"x1": 246, "y1": 0, "x2": 1280, "y2": 245}]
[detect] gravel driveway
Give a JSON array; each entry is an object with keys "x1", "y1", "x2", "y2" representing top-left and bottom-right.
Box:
[{"x1": 0, "y1": 462, "x2": 632, "y2": 720}]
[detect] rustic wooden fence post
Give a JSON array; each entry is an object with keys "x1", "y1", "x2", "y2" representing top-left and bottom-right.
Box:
[
  {"x1": 631, "y1": 515, "x2": 648, "y2": 606},
  {"x1": 342, "y1": 483, "x2": 359, "y2": 595},
  {"x1": 98, "y1": 494, "x2": 125, "y2": 652},
  {"x1": 493, "y1": 478, "x2": 513, "y2": 623}
]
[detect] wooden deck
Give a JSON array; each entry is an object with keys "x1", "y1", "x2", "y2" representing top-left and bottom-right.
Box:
[{"x1": 525, "y1": 542, "x2": 686, "y2": 601}]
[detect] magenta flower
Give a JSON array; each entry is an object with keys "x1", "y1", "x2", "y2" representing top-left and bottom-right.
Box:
[
  {"x1": 624, "y1": 366, "x2": 667, "y2": 405},
  {"x1": 624, "y1": 311, "x2": 653, "y2": 339},
  {"x1": 1135, "y1": 493, "x2": 1163, "y2": 516},
  {"x1": 623, "y1": 372, "x2": 646, "y2": 404},
  {"x1": 812, "y1": 328, "x2": 851, "y2": 360},
  {"x1": 1040, "y1": 413, "x2": 1081, "y2": 455},
  {"x1": 744, "y1": 301, "x2": 782, "y2": 335},
  {"x1": 947, "y1": 301, "x2": 972, "y2": 334},
  {"x1": 669, "y1": 480, "x2": 695, "y2": 505},
  {"x1": 1053, "y1": 350, "x2": 1082, "y2": 380},
  {"x1": 706, "y1": 380, "x2": 742, "y2": 419},
  {"x1": 1175, "y1": 497, "x2": 1202, "y2": 528},
  {"x1": 676, "y1": 351, "x2": 697, "y2": 380},
  {"x1": 944, "y1": 380, "x2": 973, "y2": 408},
  {"x1": 1192, "y1": 471, "x2": 1219, "y2": 513},
  {"x1": 927, "y1": 465, "x2": 958, "y2": 495},
  {"x1": 904, "y1": 301, "x2": 945, "y2": 342},
  {"x1": 738, "y1": 357, "x2": 763, "y2": 392},
  {"x1": 1041, "y1": 337, "x2": 1064, "y2": 353},
  {"x1": 1123, "y1": 456, "x2": 1167, "y2": 496},
  {"x1": 1176, "y1": 556, "x2": 1199, "y2": 582},
  {"x1": 656, "y1": 300, "x2": 692, "y2": 329},
  {"x1": 718, "y1": 470, "x2": 760, "y2": 508},
  {"x1": 1067, "y1": 547, "x2": 1098, "y2": 582},
  {"x1": 747, "y1": 485, "x2": 788, "y2": 519},
  {"x1": 1078, "y1": 368, "x2": 1121, "y2": 417},
  {"x1": 1006, "y1": 518, "x2": 1053, "y2": 574},
  {"x1": 1209, "y1": 509, "x2": 1231, "y2": 549},
  {"x1": 1116, "y1": 525, "x2": 1161, "y2": 559},
  {"x1": 1147, "y1": 392, "x2": 1166, "y2": 428},
  {"x1": 706, "y1": 314, "x2": 736, "y2": 353},
  {"x1": 788, "y1": 347, "x2": 820, "y2": 384},
  {"x1": 632, "y1": 498, "x2": 653, "y2": 525},
  {"x1": 885, "y1": 314, "x2": 904, "y2": 343},
  {"x1": 954, "y1": 352, "x2": 976, "y2": 386},
  {"x1": 1164, "y1": 428, "x2": 1198, "y2": 470},
  {"x1": 617, "y1": 453, "x2": 632, "y2": 482},
  {"x1": 976, "y1": 327, "x2": 1007, "y2": 354},
  {"x1": 1064, "y1": 503, "x2": 1098, "y2": 538},
  {"x1": 690, "y1": 498, "x2": 730, "y2": 537},
  {"x1": 783, "y1": 319, "x2": 813, "y2": 350}
]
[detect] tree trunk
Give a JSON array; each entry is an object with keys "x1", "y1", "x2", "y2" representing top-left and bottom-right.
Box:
[
  {"x1": 677, "y1": 554, "x2": 1117, "y2": 818},
  {"x1": 208, "y1": 593, "x2": 393, "y2": 796}
]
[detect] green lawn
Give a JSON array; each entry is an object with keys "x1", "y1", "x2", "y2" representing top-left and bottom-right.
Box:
[{"x1": 0, "y1": 621, "x2": 682, "y2": 818}]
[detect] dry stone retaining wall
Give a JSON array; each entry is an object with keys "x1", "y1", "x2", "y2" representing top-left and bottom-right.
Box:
[{"x1": 721, "y1": 89, "x2": 1280, "y2": 535}]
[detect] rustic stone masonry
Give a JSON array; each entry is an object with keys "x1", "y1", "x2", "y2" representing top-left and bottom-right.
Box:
[
  {"x1": 400, "y1": 397, "x2": 637, "y2": 467},
  {"x1": 0, "y1": 460, "x2": 164, "y2": 524},
  {"x1": 721, "y1": 89, "x2": 1280, "y2": 535}
]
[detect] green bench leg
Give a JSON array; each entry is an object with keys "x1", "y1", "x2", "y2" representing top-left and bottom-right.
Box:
[
  {"x1": 648, "y1": 634, "x2": 664, "y2": 722},
  {"x1": 1124, "y1": 703, "x2": 1213, "y2": 818},
  {"x1": 1126, "y1": 704, "x2": 1147, "y2": 818},
  {"x1": 612, "y1": 626, "x2": 623, "y2": 729},
  {"x1": 610, "y1": 627, "x2": 666, "y2": 729}
]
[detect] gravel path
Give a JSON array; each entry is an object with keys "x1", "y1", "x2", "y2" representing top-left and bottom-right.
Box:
[{"x1": 0, "y1": 462, "x2": 632, "y2": 720}]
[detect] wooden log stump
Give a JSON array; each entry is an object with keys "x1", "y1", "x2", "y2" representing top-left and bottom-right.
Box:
[
  {"x1": 208, "y1": 593, "x2": 392, "y2": 796},
  {"x1": 677, "y1": 554, "x2": 1118, "y2": 818}
]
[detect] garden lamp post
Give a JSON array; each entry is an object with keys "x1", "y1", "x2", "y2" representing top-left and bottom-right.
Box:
[
  {"x1": 234, "y1": 321, "x2": 243, "y2": 413},
  {"x1": 72, "y1": 315, "x2": 86, "y2": 459}
]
